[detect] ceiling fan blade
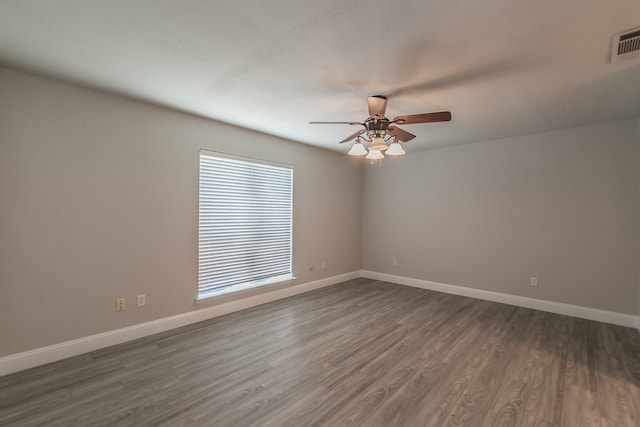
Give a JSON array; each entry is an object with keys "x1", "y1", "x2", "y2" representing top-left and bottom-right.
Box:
[
  {"x1": 368, "y1": 95, "x2": 387, "y2": 118},
  {"x1": 309, "y1": 121, "x2": 363, "y2": 125},
  {"x1": 387, "y1": 126, "x2": 416, "y2": 142},
  {"x1": 339, "y1": 129, "x2": 365, "y2": 144},
  {"x1": 392, "y1": 111, "x2": 452, "y2": 125}
]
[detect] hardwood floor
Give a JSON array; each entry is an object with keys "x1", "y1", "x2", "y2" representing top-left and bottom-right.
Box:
[{"x1": 1, "y1": 278, "x2": 639, "y2": 426}]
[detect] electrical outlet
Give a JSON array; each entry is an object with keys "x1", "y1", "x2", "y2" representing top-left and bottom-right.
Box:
[
  {"x1": 137, "y1": 294, "x2": 146, "y2": 307},
  {"x1": 116, "y1": 298, "x2": 125, "y2": 312},
  {"x1": 321, "y1": 260, "x2": 326, "y2": 269},
  {"x1": 530, "y1": 277, "x2": 538, "y2": 287},
  {"x1": 392, "y1": 258, "x2": 398, "y2": 266}
]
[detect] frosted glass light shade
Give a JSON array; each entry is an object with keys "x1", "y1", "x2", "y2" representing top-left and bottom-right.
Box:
[
  {"x1": 368, "y1": 135, "x2": 388, "y2": 152},
  {"x1": 365, "y1": 150, "x2": 384, "y2": 160},
  {"x1": 348, "y1": 141, "x2": 367, "y2": 156},
  {"x1": 385, "y1": 141, "x2": 405, "y2": 156}
]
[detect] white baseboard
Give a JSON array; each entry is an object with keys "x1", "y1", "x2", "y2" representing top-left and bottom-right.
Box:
[
  {"x1": 2, "y1": 270, "x2": 637, "y2": 377},
  {"x1": 0, "y1": 271, "x2": 360, "y2": 377},
  {"x1": 361, "y1": 270, "x2": 640, "y2": 329}
]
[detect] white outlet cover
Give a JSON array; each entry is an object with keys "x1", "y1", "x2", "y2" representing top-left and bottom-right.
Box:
[{"x1": 137, "y1": 294, "x2": 146, "y2": 307}]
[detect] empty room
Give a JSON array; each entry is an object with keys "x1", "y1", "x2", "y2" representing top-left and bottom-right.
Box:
[{"x1": 1, "y1": 1, "x2": 640, "y2": 426}]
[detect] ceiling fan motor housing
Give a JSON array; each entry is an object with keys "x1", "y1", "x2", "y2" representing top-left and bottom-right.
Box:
[
  {"x1": 364, "y1": 117, "x2": 390, "y2": 139},
  {"x1": 309, "y1": 95, "x2": 451, "y2": 145}
]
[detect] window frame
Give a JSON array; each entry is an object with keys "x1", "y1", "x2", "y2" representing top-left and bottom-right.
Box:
[{"x1": 196, "y1": 150, "x2": 295, "y2": 301}]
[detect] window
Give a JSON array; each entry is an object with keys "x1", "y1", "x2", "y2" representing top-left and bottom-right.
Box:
[{"x1": 198, "y1": 151, "x2": 293, "y2": 299}]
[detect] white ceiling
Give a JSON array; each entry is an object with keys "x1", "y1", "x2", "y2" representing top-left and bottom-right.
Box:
[{"x1": 1, "y1": 0, "x2": 640, "y2": 153}]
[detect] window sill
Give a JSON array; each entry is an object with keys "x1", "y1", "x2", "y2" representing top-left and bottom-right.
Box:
[{"x1": 195, "y1": 274, "x2": 296, "y2": 303}]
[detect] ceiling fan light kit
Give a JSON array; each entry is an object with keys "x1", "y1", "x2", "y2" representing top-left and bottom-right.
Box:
[
  {"x1": 365, "y1": 150, "x2": 384, "y2": 160},
  {"x1": 310, "y1": 95, "x2": 451, "y2": 162},
  {"x1": 368, "y1": 134, "x2": 389, "y2": 152},
  {"x1": 347, "y1": 139, "x2": 368, "y2": 156},
  {"x1": 385, "y1": 140, "x2": 406, "y2": 156}
]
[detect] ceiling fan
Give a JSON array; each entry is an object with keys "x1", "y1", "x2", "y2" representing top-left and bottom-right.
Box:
[{"x1": 310, "y1": 95, "x2": 452, "y2": 159}]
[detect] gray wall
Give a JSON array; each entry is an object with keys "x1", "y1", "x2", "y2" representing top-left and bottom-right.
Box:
[
  {"x1": 1, "y1": 65, "x2": 639, "y2": 358},
  {"x1": 362, "y1": 119, "x2": 640, "y2": 315},
  {"x1": 0, "y1": 67, "x2": 363, "y2": 356}
]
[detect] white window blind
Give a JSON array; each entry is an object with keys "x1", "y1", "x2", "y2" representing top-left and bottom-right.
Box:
[{"x1": 198, "y1": 152, "x2": 293, "y2": 299}]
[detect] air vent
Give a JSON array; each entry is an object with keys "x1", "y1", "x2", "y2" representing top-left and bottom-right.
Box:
[{"x1": 611, "y1": 27, "x2": 640, "y2": 63}]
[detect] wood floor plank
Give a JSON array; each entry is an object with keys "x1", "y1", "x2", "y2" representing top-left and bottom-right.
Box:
[
  {"x1": 443, "y1": 306, "x2": 534, "y2": 426},
  {"x1": 478, "y1": 309, "x2": 546, "y2": 427},
  {"x1": 363, "y1": 304, "x2": 502, "y2": 426},
  {"x1": 613, "y1": 324, "x2": 640, "y2": 426},
  {"x1": 561, "y1": 385, "x2": 600, "y2": 427},
  {"x1": 561, "y1": 317, "x2": 601, "y2": 427},
  {"x1": 593, "y1": 322, "x2": 639, "y2": 427},
  {"x1": 523, "y1": 312, "x2": 570, "y2": 426},
  {"x1": 1, "y1": 278, "x2": 638, "y2": 427}
]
